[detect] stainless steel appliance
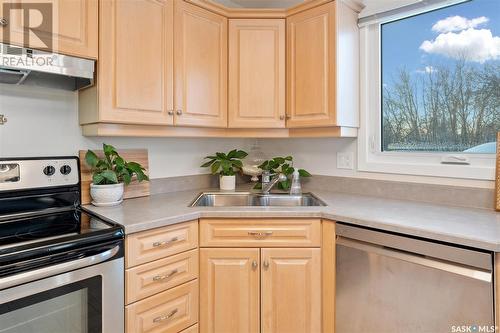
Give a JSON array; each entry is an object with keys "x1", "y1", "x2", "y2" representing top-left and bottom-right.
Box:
[
  {"x1": 0, "y1": 157, "x2": 124, "y2": 333},
  {"x1": 0, "y1": 43, "x2": 94, "y2": 90},
  {"x1": 335, "y1": 223, "x2": 495, "y2": 333}
]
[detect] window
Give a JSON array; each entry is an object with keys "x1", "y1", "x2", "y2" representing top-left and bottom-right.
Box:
[{"x1": 359, "y1": 0, "x2": 499, "y2": 180}]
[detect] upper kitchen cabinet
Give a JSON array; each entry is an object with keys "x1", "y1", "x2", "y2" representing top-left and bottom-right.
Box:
[
  {"x1": 174, "y1": 1, "x2": 228, "y2": 128},
  {"x1": 286, "y1": 1, "x2": 359, "y2": 129},
  {"x1": 228, "y1": 19, "x2": 285, "y2": 129},
  {"x1": 0, "y1": 0, "x2": 98, "y2": 59},
  {"x1": 79, "y1": 0, "x2": 174, "y2": 126}
]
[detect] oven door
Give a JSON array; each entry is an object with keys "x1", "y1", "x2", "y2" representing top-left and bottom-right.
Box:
[{"x1": 0, "y1": 244, "x2": 124, "y2": 333}]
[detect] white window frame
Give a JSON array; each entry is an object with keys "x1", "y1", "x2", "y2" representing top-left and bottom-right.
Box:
[{"x1": 358, "y1": 5, "x2": 496, "y2": 181}]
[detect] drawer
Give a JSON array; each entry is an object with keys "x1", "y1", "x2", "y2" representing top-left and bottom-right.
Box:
[
  {"x1": 126, "y1": 221, "x2": 198, "y2": 268},
  {"x1": 126, "y1": 249, "x2": 199, "y2": 304},
  {"x1": 180, "y1": 324, "x2": 198, "y2": 333},
  {"x1": 200, "y1": 219, "x2": 321, "y2": 247},
  {"x1": 126, "y1": 280, "x2": 199, "y2": 333}
]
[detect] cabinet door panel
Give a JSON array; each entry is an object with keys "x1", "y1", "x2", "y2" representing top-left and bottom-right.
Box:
[
  {"x1": 200, "y1": 248, "x2": 260, "y2": 333},
  {"x1": 98, "y1": 0, "x2": 173, "y2": 125},
  {"x1": 228, "y1": 19, "x2": 285, "y2": 128},
  {"x1": 261, "y1": 248, "x2": 321, "y2": 333},
  {"x1": 287, "y1": 2, "x2": 336, "y2": 127},
  {"x1": 175, "y1": 1, "x2": 227, "y2": 128},
  {"x1": 0, "y1": 0, "x2": 97, "y2": 59}
]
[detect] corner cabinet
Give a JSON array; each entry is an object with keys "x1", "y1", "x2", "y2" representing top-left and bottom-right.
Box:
[
  {"x1": 174, "y1": 1, "x2": 228, "y2": 128},
  {"x1": 228, "y1": 19, "x2": 285, "y2": 129},
  {"x1": 0, "y1": 0, "x2": 98, "y2": 59},
  {"x1": 286, "y1": 1, "x2": 359, "y2": 129}
]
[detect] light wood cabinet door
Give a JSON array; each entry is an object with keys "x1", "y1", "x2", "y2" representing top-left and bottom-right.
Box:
[
  {"x1": 92, "y1": 0, "x2": 174, "y2": 125},
  {"x1": 286, "y1": 2, "x2": 336, "y2": 128},
  {"x1": 228, "y1": 19, "x2": 285, "y2": 128},
  {"x1": 174, "y1": 1, "x2": 227, "y2": 128},
  {"x1": 261, "y1": 248, "x2": 321, "y2": 333},
  {"x1": 0, "y1": 0, "x2": 97, "y2": 59},
  {"x1": 200, "y1": 248, "x2": 260, "y2": 333}
]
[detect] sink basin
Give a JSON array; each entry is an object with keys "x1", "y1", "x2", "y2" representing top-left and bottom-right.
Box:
[{"x1": 190, "y1": 192, "x2": 326, "y2": 207}]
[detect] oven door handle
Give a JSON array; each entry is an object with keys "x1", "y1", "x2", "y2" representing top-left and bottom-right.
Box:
[{"x1": 0, "y1": 245, "x2": 120, "y2": 290}]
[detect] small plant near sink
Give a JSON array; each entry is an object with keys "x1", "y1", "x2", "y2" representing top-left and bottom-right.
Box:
[
  {"x1": 254, "y1": 156, "x2": 311, "y2": 191},
  {"x1": 201, "y1": 149, "x2": 248, "y2": 191},
  {"x1": 85, "y1": 144, "x2": 149, "y2": 206}
]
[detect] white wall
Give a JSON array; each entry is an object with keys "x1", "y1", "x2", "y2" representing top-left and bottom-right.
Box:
[
  {"x1": 260, "y1": 138, "x2": 494, "y2": 189},
  {"x1": 0, "y1": 84, "x2": 246, "y2": 179}
]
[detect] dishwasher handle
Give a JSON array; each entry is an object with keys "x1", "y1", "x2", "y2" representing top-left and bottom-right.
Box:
[{"x1": 336, "y1": 236, "x2": 492, "y2": 283}]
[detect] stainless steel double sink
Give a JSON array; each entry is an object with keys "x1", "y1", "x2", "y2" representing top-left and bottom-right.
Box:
[{"x1": 190, "y1": 192, "x2": 326, "y2": 207}]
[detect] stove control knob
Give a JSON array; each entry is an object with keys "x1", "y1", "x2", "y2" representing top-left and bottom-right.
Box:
[
  {"x1": 60, "y1": 165, "x2": 72, "y2": 175},
  {"x1": 43, "y1": 165, "x2": 56, "y2": 176}
]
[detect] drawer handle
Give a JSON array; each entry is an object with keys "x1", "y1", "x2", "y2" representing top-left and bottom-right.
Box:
[
  {"x1": 153, "y1": 236, "x2": 179, "y2": 248},
  {"x1": 152, "y1": 269, "x2": 179, "y2": 281},
  {"x1": 263, "y1": 260, "x2": 270, "y2": 270},
  {"x1": 153, "y1": 308, "x2": 178, "y2": 323},
  {"x1": 248, "y1": 231, "x2": 273, "y2": 238}
]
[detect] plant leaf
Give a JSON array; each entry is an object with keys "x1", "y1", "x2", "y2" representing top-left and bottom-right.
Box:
[
  {"x1": 100, "y1": 170, "x2": 118, "y2": 184},
  {"x1": 211, "y1": 161, "x2": 221, "y2": 174},
  {"x1": 200, "y1": 159, "x2": 216, "y2": 168},
  {"x1": 92, "y1": 173, "x2": 104, "y2": 185},
  {"x1": 234, "y1": 150, "x2": 248, "y2": 159},
  {"x1": 85, "y1": 150, "x2": 99, "y2": 168},
  {"x1": 298, "y1": 169, "x2": 311, "y2": 177}
]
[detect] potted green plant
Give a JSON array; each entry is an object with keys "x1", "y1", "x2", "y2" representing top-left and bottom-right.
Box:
[
  {"x1": 85, "y1": 144, "x2": 149, "y2": 206},
  {"x1": 201, "y1": 149, "x2": 248, "y2": 191},
  {"x1": 255, "y1": 156, "x2": 311, "y2": 191}
]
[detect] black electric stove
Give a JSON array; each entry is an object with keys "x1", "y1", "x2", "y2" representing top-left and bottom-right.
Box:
[{"x1": 0, "y1": 156, "x2": 124, "y2": 280}]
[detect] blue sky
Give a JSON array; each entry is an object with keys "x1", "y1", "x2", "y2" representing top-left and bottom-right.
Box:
[{"x1": 382, "y1": 0, "x2": 500, "y2": 85}]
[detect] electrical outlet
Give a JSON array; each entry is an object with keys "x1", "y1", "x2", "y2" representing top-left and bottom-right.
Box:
[{"x1": 337, "y1": 152, "x2": 354, "y2": 170}]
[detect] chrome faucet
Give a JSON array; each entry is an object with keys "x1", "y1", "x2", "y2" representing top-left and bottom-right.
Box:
[{"x1": 261, "y1": 173, "x2": 287, "y2": 195}]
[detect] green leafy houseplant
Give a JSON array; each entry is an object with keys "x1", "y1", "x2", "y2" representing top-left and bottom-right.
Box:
[
  {"x1": 254, "y1": 156, "x2": 311, "y2": 191},
  {"x1": 201, "y1": 149, "x2": 248, "y2": 176},
  {"x1": 85, "y1": 144, "x2": 149, "y2": 185}
]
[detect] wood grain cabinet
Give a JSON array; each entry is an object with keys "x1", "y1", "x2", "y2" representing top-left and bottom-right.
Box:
[
  {"x1": 174, "y1": 0, "x2": 228, "y2": 128},
  {"x1": 228, "y1": 19, "x2": 285, "y2": 128},
  {"x1": 286, "y1": 1, "x2": 359, "y2": 129},
  {"x1": 0, "y1": 0, "x2": 98, "y2": 59},
  {"x1": 200, "y1": 248, "x2": 260, "y2": 333},
  {"x1": 79, "y1": 0, "x2": 174, "y2": 126},
  {"x1": 261, "y1": 248, "x2": 321, "y2": 333},
  {"x1": 199, "y1": 219, "x2": 323, "y2": 333}
]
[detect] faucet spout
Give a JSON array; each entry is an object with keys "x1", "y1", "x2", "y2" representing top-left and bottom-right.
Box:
[{"x1": 262, "y1": 173, "x2": 287, "y2": 194}]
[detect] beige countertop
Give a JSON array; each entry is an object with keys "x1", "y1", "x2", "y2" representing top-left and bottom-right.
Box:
[{"x1": 83, "y1": 188, "x2": 500, "y2": 252}]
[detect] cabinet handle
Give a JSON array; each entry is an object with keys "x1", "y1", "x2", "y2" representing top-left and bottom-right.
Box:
[
  {"x1": 176, "y1": 110, "x2": 182, "y2": 115},
  {"x1": 263, "y1": 260, "x2": 270, "y2": 270},
  {"x1": 252, "y1": 260, "x2": 258, "y2": 270},
  {"x1": 167, "y1": 110, "x2": 174, "y2": 116},
  {"x1": 152, "y1": 269, "x2": 179, "y2": 281},
  {"x1": 152, "y1": 236, "x2": 179, "y2": 248},
  {"x1": 153, "y1": 308, "x2": 178, "y2": 323},
  {"x1": 279, "y1": 115, "x2": 285, "y2": 120},
  {"x1": 248, "y1": 231, "x2": 273, "y2": 239},
  {"x1": 0, "y1": 18, "x2": 7, "y2": 27}
]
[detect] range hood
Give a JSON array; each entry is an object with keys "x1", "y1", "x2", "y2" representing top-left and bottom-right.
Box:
[{"x1": 0, "y1": 43, "x2": 94, "y2": 91}]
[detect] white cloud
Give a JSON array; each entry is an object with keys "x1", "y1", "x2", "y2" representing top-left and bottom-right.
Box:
[
  {"x1": 416, "y1": 66, "x2": 438, "y2": 74},
  {"x1": 432, "y1": 16, "x2": 489, "y2": 33},
  {"x1": 420, "y1": 28, "x2": 500, "y2": 63}
]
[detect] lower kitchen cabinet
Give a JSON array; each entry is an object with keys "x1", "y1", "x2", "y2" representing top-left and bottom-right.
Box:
[
  {"x1": 199, "y1": 247, "x2": 321, "y2": 333},
  {"x1": 261, "y1": 248, "x2": 321, "y2": 333},
  {"x1": 200, "y1": 248, "x2": 260, "y2": 333}
]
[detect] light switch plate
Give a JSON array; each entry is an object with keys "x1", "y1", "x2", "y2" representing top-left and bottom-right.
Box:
[{"x1": 337, "y1": 152, "x2": 354, "y2": 170}]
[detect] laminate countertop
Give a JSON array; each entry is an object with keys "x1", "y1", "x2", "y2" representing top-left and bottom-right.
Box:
[{"x1": 83, "y1": 188, "x2": 500, "y2": 252}]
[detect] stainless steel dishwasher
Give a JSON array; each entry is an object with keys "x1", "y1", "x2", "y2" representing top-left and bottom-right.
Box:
[{"x1": 335, "y1": 223, "x2": 495, "y2": 333}]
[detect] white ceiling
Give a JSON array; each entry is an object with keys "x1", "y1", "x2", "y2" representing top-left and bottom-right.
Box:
[
  {"x1": 211, "y1": 0, "x2": 417, "y2": 14},
  {"x1": 212, "y1": 0, "x2": 305, "y2": 8}
]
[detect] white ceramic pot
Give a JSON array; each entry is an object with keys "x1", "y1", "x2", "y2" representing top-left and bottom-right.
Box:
[
  {"x1": 90, "y1": 183, "x2": 124, "y2": 206},
  {"x1": 219, "y1": 175, "x2": 236, "y2": 191}
]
